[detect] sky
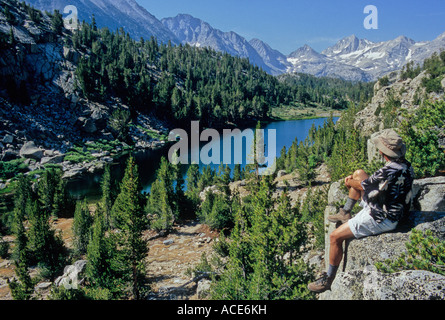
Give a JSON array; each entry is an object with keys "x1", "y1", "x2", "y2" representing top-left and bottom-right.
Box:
[{"x1": 138, "y1": 0, "x2": 445, "y2": 55}]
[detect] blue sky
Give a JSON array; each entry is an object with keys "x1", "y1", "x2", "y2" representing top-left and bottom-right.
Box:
[{"x1": 139, "y1": 0, "x2": 445, "y2": 55}]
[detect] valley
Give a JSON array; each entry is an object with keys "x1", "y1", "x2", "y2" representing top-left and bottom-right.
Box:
[{"x1": 0, "y1": 0, "x2": 444, "y2": 304}]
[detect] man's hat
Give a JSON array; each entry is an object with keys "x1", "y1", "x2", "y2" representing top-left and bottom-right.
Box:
[{"x1": 372, "y1": 129, "x2": 406, "y2": 159}]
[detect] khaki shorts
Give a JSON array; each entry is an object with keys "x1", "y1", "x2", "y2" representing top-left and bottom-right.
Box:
[{"x1": 348, "y1": 201, "x2": 398, "y2": 239}]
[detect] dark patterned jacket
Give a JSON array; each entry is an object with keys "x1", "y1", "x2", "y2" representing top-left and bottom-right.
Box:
[{"x1": 361, "y1": 159, "x2": 414, "y2": 223}]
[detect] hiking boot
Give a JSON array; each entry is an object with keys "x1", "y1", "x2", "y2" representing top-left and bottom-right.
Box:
[
  {"x1": 327, "y1": 208, "x2": 351, "y2": 224},
  {"x1": 307, "y1": 273, "x2": 335, "y2": 293}
]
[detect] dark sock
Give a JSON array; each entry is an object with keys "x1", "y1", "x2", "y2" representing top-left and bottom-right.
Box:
[
  {"x1": 343, "y1": 197, "x2": 357, "y2": 213},
  {"x1": 327, "y1": 264, "x2": 339, "y2": 278}
]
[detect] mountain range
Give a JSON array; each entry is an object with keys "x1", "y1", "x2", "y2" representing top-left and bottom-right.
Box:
[
  {"x1": 26, "y1": 0, "x2": 445, "y2": 82},
  {"x1": 25, "y1": 0, "x2": 179, "y2": 44}
]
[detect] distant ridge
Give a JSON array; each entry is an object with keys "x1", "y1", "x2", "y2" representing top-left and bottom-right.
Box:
[{"x1": 26, "y1": 0, "x2": 445, "y2": 81}]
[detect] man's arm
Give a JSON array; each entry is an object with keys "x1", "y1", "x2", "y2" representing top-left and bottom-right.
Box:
[{"x1": 345, "y1": 176, "x2": 364, "y2": 191}]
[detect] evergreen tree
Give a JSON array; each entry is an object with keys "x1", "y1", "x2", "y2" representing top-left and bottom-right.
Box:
[
  {"x1": 146, "y1": 157, "x2": 176, "y2": 232},
  {"x1": 111, "y1": 157, "x2": 148, "y2": 299},
  {"x1": 9, "y1": 200, "x2": 34, "y2": 300},
  {"x1": 101, "y1": 164, "x2": 114, "y2": 228},
  {"x1": 13, "y1": 174, "x2": 32, "y2": 222},
  {"x1": 185, "y1": 163, "x2": 201, "y2": 205},
  {"x1": 198, "y1": 191, "x2": 233, "y2": 230},
  {"x1": 211, "y1": 178, "x2": 313, "y2": 300},
  {"x1": 172, "y1": 158, "x2": 186, "y2": 220},
  {"x1": 37, "y1": 169, "x2": 72, "y2": 218},
  {"x1": 51, "y1": 9, "x2": 64, "y2": 35},
  {"x1": 72, "y1": 200, "x2": 93, "y2": 255},
  {"x1": 27, "y1": 201, "x2": 67, "y2": 280},
  {"x1": 233, "y1": 164, "x2": 242, "y2": 182},
  {"x1": 86, "y1": 203, "x2": 122, "y2": 297}
]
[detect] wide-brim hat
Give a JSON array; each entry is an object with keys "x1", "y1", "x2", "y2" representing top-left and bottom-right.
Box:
[{"x1": 372, "y1": 129, "x2": 406, "y2": 158}]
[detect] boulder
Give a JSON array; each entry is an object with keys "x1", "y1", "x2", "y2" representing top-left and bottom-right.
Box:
[
  {"x1": 320, "y1": 217, "x2": 445, "y2": 300},
  {"x1": 320, "y1": 266, "x2": 445, "y2": 300},
  {"x1": 40, "y1": 154, "x2": 65, "y2": 165},
  {"x1": 277, "y1": 170, "x2": 287, "y2": 178},
  {"x1": 62, "y1": 166, "x2": 87, "y2": 179},
  {"x1": 411, "y1": 176, "x2": 445, "y2": 212},
  {"x1": 367, "y1": 131, "x2": 381, "y2": 164},
  {"x1": 2, "y1": 134, "x2": 13, "y2": 144},
  {"x1": 90, "y1": 107, "x2": 108, "y2": 130},
  {"x1": 76, "y1": 117, "x2": 98, "y2": 134},
  {"x1": 54, "y1": 260, "x2": 87, "y2": 289},
  {"x1": 197, "y1": 279, "x2": 212, "y2": 299},
  {"x1": 327, "y1": 180, "x2": 348, "y2": 206},
  {"x1": 19, "y1": 141, "x2": 43, "y2": 160},
  {"x1": 363, "y1": 269, "x2": 445, "y2": 300}
]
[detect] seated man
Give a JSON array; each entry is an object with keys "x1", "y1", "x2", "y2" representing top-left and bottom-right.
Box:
[{"x1": 308, "y1": 129, "x2": 414, "y2": 293}]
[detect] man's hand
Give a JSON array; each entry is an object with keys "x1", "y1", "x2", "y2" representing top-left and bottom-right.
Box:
[
  {"x1": 345, "y1": 175, "x2": 364, "y2": 191},
  {"x1": 344, "y1": 175, "x2": 353, "y2": 188}
]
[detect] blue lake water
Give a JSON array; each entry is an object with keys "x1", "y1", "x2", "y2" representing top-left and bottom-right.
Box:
[{"x1": 67, "y1": 117, "x2": 337, "y2": 199}]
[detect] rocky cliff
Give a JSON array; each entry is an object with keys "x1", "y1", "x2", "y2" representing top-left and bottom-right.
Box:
[{"x1": 353, "y1": 69, "x2": 445, "y2": 138}]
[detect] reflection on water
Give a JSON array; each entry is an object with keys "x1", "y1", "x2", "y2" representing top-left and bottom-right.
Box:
[{"x1": 66, "y1": 147, "x2": 170, "y2": 201}]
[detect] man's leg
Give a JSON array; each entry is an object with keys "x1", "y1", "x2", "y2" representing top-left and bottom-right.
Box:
[
  {"x1": 328, "y1": 169, "x2": 368, "y2": 224},
  {"x1": 329, "y1": 221, "x2": 355, "y2": 267},
  {"x1": 347, "y1": 169, "x2": 368, "y2": 201},
  {"x1": 308, "y1": 222, "x2": 355, "y2": 293}
]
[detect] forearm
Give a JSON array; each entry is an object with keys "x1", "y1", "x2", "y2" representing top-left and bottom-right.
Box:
[{"x1": 346, "y1": 178, "x2": 364, "y2": 191}]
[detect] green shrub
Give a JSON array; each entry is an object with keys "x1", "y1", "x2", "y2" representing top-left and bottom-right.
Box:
[
  {"x1": 398, "y1": 99, "x2": 445, "y2": 178},
  {"x1": 376, "y1": 229, "x2": 445, "y2": 276},
  {"x1": 378, "y1": 76, "x2": 390, "y2": 87},
  {"x1": 0, "y1": 159, "x2": 28, "y2": 179},
  {"x1": 198, "y1": 191, "x2": 232, "y2": 230}
]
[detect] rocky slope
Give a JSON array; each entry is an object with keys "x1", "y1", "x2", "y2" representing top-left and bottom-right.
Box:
[
  {"x1": 286, "y1": 44, "x2": 371, "y2": 82},
  {"x1": 161, "y1": 14, "x2": 274, "y2": 75},
  {"x1": 25, "y1": 0, "x2": 179, "y2": 44},
  {"x1": 0, "y1": 0, "x2": 169, "y2": 185},
  {"x1": 353, "y1": 66, "x2": 445, "y2": 138}
]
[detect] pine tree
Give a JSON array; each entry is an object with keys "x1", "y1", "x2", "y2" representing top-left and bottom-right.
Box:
[
  {"x1": 51, "y1": 9, "x2": 64, "y2": 35},
  {"x1": 86, "y1": 203, "x2": 122, "y2": 297},
  {"x1": 13, "y1": 174, "x2": 32, "y2": 222},
  {"x1": 111, "y1": 156, "x2": 148, "y2": 299},
  {"x1": 27, "y1": 201, "x2": 67, "y2": 280},
  {"x1": 185, "y1": 163, "x2": 201, "y2": 204},
  {"x1": 37, "y1": 169, "x2": 71, "y2": 218},
  {"x1": 146, "y1": 157, "x2": 176, "y2": 232},
  {"x1": 72, "y1": 200, "x2": 93, "y2": 255},
  {"x1": 211, "y1": 177, "x2": 313, "y2": 300},
  {"x1": 101, "y1": 164, "x2": 114, "y2": 228},
  {"x1": 172, "y1": 158, "x2": 186, "y2": 220},
  {"x1": 233, "y1": 164, "x2": 242, "y2": 182},
  {"x1": 9, "y1": 199, "x2": 34, "y2": 300}
]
